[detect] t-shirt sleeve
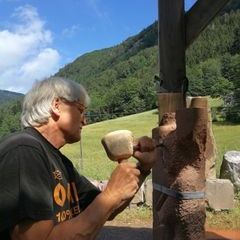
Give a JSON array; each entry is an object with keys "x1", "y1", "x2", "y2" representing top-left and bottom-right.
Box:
[
  {"x1": 0, "y1": 145, "x2": 53, "y2": 230},
  {"x1": 73, "y1": 168, "x2": 101, "y2": 211}
]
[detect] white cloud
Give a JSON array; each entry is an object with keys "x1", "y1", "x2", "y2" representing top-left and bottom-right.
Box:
[
  {"x1": 20, "y1": 48, "x2": 60, "y2": 79},
  {"x1": 0, "y1": 5, "x2": 61, "y2": 93},
  {"x1": 62, "y1": 25, "x2": 80, "y2": 38}
]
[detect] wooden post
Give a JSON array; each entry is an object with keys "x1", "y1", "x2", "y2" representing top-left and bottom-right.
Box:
[
  {"x1": 158, "y1": 0, "x2": 186, "y2": 93},
  {"x1": 152, "y1": 107, "x2": 208, "y2": 240},
  {"x1": 157, "y1": 93, "x2": 184, "y2": 122},
  {"x1": 153, "y1": 0, "x2": 230, "y2": 239},
  {"x1": 186, "y1": 0, "x2": 231, "y2": 47}
]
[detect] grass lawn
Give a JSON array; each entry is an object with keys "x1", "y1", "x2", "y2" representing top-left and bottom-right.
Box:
[
  {"x1": 213, "y1": 122, "x2": 240, "y2": 176},
  {"x1": 62, "y1": 110, "x2": 159, "y2": 180},
  {"x1": 61, "y1": 102, "x2": 240, "y2": 230},
  {"x1": 62, "y1": 109, "x2": 240, "y2": 179}
]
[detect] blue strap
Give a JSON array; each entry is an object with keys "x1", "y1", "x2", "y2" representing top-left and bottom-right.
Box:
[{"x1": 153, "y1": 183, "x2": 205, "y2": 200}]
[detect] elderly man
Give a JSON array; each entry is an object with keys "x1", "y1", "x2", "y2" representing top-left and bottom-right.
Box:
[{"x1": 0, "y1": 77, "x2": 156, "y2": 240}]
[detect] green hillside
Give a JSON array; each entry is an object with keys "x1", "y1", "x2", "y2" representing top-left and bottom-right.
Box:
[
  {"x1": 0, "y1": 99, "x2": 23, "y2": 137},
  {"x1": 56, "y1": 5, "x2": 240, "y2": 123},
  {"x1": 0, "y1": 1, "x2": 239, "y2": 137},
  {"x1": 0, "y1": 90, "x2": 23, "y2": 104}
]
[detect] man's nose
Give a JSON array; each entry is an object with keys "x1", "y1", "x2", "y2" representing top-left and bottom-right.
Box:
[{"x1": 82, "y1": 115, "x2": 87, "y2": 125}]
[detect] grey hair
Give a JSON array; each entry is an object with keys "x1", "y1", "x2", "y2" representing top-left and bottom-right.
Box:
[{"x1": 21, "y1": 77, "x2": 90, "y2": 127}]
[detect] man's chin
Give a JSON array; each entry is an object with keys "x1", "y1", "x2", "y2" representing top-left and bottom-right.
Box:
[{"x1": 67, "y1": 134, "x2": 81, "y2": 144}]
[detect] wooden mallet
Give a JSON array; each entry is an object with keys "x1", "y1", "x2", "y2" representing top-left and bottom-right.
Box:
[{"x1": 101, "y1": 130, "x2": 134, "y2": 163}]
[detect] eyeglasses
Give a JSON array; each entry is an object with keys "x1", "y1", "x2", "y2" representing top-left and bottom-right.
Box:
[
  {"x1": 71, "y1": 102, "x2": 86, "y2": 115},
  {"x1": 60, "y1": 98, "x2": 87, "y2": 116}
]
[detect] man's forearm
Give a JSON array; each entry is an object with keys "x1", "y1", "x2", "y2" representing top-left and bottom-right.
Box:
[
  {"x1": 48, "y1": 191, "x2": 119, "y2": 240},
  {"x1": 12, "y1": 163, "x2": 142, "y2": 240},
  {"x1": 12, "y1": 191, "x2": 120, "y2": 240},
  {"x1": 108, "y1": 171, "x2": 150, "y2": 220}
]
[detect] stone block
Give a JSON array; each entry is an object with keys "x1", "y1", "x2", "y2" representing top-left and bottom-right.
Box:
[
  {"x1": 144, "y1": 179, "x2": 152, "y2": 207},
  {"x1": 220, "y1": 151, "x2": 240, "y2": 193},
  {"x1": 130, "y1": 184, "x2": 144, "y2": 206},
  {"x1": 206, "y1": 179, "x2": 234, "y2": 210}
]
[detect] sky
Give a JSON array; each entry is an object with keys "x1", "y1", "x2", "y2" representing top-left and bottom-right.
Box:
[{"x1": 0, "y1": 0, "x2": 196, "y2": 93}]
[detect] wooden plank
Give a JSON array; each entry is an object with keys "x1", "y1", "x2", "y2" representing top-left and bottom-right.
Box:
[
  {"x1": 186, "y1": 0, "x2": 230, "y2": 47},
  {"x1": 158, "y1": 0, "x2": 186, "y2": 92},
  {"x1": 157, "y1": 93, "x2": 185, "y2": 121}
]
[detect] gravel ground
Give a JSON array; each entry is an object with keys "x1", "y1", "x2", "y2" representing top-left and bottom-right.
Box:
[{"x1": 97, "y1": 223, "x2": 240, "y2": 240}]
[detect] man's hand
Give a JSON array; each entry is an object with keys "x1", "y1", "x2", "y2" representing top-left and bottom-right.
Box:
[
  {"x1": 106, "y1": 136, "x2": 156, "y2": 220},
  {"x1": 103, "y1": 163, "x2": 140, "y2": 207},
  {"x1": 133, "y1": 136, "x2": 156, "y2": 173}
]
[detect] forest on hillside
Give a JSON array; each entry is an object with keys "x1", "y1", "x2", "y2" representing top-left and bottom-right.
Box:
[
  {"x1": 0, "y1": 2, "x2": 239, "y2": 137},
  {"x1": 57, "y1": 8, "x2": 240, "y2": 123}
]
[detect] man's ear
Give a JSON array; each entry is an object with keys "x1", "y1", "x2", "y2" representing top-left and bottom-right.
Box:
[{"x1": 51, "y1": 98, "x2": 61, "y2": 117}]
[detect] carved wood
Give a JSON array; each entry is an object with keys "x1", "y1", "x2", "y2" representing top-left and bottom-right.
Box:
[
  {"x1": 153, "y1": 1, "x2": 230, "y2": 239},
  {"x1": 152, "y1": 106, "x2": 208, "y2": 240},
  {"x1": 187, "y1": 97, "x2": 217, "y2": 178}
]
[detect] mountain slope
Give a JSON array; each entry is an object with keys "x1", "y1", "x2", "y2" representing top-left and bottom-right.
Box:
[
  {"x1": 0, "y1": 90, "x2": 23, "y2": 104},
  {"x1": 57, "y1": 21, "x2": 158, "y2": 89},
  {"x1": 0, "y1": 0, "x2": 239, "y2": 137},
  {"x1": 56, "y1": 4, "x2": 240, "y2": 122}
]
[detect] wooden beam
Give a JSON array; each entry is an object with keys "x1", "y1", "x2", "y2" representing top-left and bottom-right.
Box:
[
  {"x1": 158, "y1": 0, "x2": 186, "y2": 92},
  {"x1": 186, "y1": 0, "x2": 230, "y2": 47}
]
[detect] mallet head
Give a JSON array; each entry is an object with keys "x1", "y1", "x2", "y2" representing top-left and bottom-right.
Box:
[{"x1": 101, "y1": 130, "x2": 134, "y2": 162}]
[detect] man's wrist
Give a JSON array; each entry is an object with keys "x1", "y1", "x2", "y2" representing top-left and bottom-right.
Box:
[{"x1": 101, "y1": 188, "x2": 121, "y2": 209}]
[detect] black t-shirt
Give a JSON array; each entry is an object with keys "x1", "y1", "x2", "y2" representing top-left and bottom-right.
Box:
[{"x1": 0, "y1": 127, "x2": 101, "y2": 239}]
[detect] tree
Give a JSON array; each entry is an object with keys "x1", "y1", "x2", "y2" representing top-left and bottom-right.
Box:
[
  {"x1": 188, "y1": 58, "x2": 233, "y2": 97},
  {"x1": 0, "y1": 100, "x2": 22, "y2": 137},
  {"x1": 222, "y1": 54, "x2": 240, "y2": 122}
]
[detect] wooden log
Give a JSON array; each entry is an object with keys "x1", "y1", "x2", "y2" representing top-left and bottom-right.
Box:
[
  {"x1": 157, "y1": 93, "x2": 185, "y2": 123},
  {"x1": 158, "y1": 0, "x2": 186, "y2": 92},
  {"x1": 153, "y1": 92, "x2": 185, "y2": 240},
  {"x1": 187, "y1": 96, "x2": 217, "y2": 178},
  {"x1": 152, "y1": 106, "x2": 208, "y2": 240},
  {"x1": 186, "y1": 0, "x2": 231, "y2": 47}
]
